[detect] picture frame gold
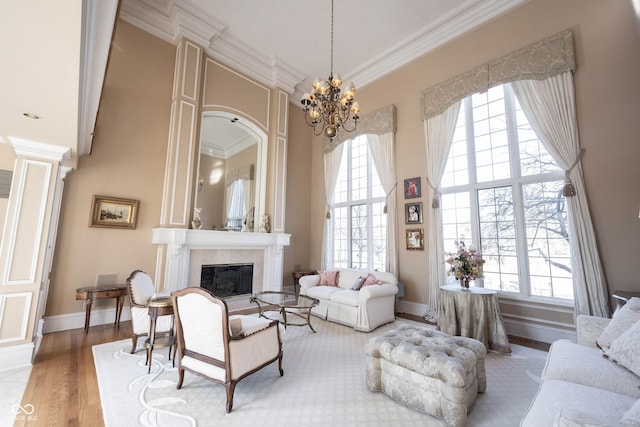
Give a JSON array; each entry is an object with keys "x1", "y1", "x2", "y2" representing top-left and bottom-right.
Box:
[
  {"x1": 406, "y1": 228, "x2": 424, "y2": 251},
  {"x1": 89, "y1": 195, "x2": 139, "y2": 229}
]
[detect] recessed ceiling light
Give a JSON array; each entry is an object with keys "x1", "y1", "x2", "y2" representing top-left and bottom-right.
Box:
[{"x1": 23, "y1": 113, "x2": 41, "y2": 119}]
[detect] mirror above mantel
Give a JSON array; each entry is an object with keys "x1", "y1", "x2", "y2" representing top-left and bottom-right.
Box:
[{"x1": 194, "y1": 111, "x2": 267, "y2": 232}]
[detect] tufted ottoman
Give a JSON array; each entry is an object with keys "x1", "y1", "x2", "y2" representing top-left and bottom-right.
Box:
[{"x1": 365, "y1": 324, "x2": 487, "y2": 427}]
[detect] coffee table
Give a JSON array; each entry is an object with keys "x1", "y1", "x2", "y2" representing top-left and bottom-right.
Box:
[{"x1": 250, "y1": 291, "x2": 319, "y2": 332}]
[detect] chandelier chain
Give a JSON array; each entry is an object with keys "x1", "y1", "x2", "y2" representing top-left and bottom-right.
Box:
[
  {"x1": 330, "y1": 0, "x2": 334, "y2": 76},
  {"x1": 299, "y1": 0, "x2": 360, "y2": 140}
]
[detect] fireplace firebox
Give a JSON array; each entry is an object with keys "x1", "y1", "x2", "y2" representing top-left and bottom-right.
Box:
[{"x1": 200, "y1": 263, "x2": 253, "y2": 297}]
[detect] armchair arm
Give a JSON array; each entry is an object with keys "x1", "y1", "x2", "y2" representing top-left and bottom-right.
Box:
[
  {"x1": 358, "y1": 284, "x2": 398, "y2": 301},
  {"x1": 229, "y1": 314, "x2": 278, "y2": 337},
  {"x1": 576, "y1": 315, "x2": 610, "y2": 347},
  {"x1": 299, "y1": 274, "x2": 320, "y2": 294}
]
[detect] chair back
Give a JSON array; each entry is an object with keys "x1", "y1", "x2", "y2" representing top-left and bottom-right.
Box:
[
  {"x1": 127, "y1": 270, "x2": 156, "y2": 307},
  {"x1": 172, "y1": 287, "x2": 229, "y2": 362}
]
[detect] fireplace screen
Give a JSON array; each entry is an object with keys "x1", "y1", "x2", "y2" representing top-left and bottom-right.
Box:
[{"x1": 200, "y1": 263, "x2": 253, "y2": 297}]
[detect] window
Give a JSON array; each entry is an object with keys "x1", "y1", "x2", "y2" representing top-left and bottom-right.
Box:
[
  {"x1": 440, "y1": 84, "x2": 573, "y2": 300},
  {"x1": 331, "y1": 135, "x2": 386, "y2": 271}
]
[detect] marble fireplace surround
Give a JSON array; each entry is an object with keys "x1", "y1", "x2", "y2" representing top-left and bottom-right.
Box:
[{"x1": 152, "y1": 228, "x2": 291, "y2": 311}]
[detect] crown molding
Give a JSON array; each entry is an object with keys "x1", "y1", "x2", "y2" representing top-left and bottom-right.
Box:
[
  {"x1": 120, "y1": 0, "x2": 528, "y2": 105},
  {"x1": 8, "y1": 136, "x2": 71, "y2": 163}
]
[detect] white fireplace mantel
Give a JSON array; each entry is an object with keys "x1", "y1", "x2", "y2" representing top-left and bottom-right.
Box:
[{"x1": 152, "y1": 228, "x2": 291, "y2": 293}]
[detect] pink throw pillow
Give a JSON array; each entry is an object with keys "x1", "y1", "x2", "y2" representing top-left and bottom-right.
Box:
[
  {"x1": 361, "y1": 273, "x2": 382, "y2": 287},
  {"x1": 319, "y1": 270, "x2": 339, "y2": 287}
]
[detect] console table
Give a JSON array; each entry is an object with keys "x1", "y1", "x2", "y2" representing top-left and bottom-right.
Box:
[
  {"x1": 75, "y1": 285, "x2": 127, "y2": 334},
  {"x1": 292, "y1": 270, "x2": 317, "y2": 294},
  {"x1": 438, "y1": 284, "x2": 512, "y2": 354}
]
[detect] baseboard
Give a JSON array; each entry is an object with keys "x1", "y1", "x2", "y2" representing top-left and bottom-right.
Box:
[
  {"x1": 43, "y1": 307, "x2": 131, "y2": 333},
  {"x1": 503, "y1": 317, "x2": 576, "y2": 344},
  {"x1": 396, "y1": 300, "x2": 427, "y2": 318},
  {"x1": 0, "y1": 342, "x2": 34, "y2": 372},
  {"x1": 396, "y1": 299, "x2": 575, "y2": 344}
]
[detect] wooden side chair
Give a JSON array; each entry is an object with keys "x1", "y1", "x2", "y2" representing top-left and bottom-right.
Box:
[
  {"x1": 126, "y1": 270, "x2": 173, "y2": 354},
  {"x1": 171, "y1": 287, "x2": 284, "y2": 412}
]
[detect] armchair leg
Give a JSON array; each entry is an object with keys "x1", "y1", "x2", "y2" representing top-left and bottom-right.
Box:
[
  {"x1": 278, "y1": 354, "x2": 284, "y2": 376},
  {"x1": 225, "y1": 382, "x2": 237, "y2": 413},
  {"x1": 176, "y1": 367, "x2": 185, "y2": 389},
  {"x1": 130, "y1": 335, "x2": 138, "y2": 354}
]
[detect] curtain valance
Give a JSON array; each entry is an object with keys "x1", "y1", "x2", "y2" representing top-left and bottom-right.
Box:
[
  {"x1": 226, "y1": 164, "x2": 254, "y2": 183},
  {"x1": 421, "y1": 30, "x2": 575, "y2": 121},
  {"x1": 324, "y1": 104, "x2": 396, "y2": 153}
]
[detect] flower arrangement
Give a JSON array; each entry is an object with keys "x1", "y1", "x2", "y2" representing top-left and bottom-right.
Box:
[{"x1": 445, "y1": 238, "x2": 485, "y2": 287}]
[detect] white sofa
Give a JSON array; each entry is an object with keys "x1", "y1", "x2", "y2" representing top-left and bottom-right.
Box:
[
  {"x1": 298, "y1": 268, "x2": 398, "y2": 332},
  {"x1": 521, "y1": 306, "x2": 640, "y2": 426}
]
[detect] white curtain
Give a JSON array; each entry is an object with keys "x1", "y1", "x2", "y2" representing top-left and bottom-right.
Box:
[
  {"x1": 511, "y1": 73, "x2": 610, "y2": 317},
  {"x1": 321, "y1": 144, "x2": 344, "y2": 270},
  {"x1": 368, "y1": 132, "x2": 398, "y2": 276},
  {"x1": 423, "y1": 101, "x2": 461, "y2": 322},
  {"x1": 226, "y1": 179, "x2": 245, "y2": 228}
]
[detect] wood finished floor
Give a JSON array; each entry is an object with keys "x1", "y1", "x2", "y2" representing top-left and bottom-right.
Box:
[
  {"x1": 15, "y1": 314, "x2": 549, "y2": 426},
  {"x1": 15, "y1": 322, "x2": 132, "y2": 427}
]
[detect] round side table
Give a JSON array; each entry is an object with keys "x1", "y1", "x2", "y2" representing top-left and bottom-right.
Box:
[{"x1": 145, "y1": 296, "x2": 175, "y2": 373}]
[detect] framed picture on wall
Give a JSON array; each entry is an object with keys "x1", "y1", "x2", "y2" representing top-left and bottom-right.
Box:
[
  {"x1": 406, "y1": 228, "x2": 424, "y2": 251},
  {"x1": 405, "y1": 202, "x2": 423, "y2": 224},
  {"x1": 89, "y1": 195, "x2": 139, "y2": 229},
  {"x1": 404, "y1": 177, "x2": 421, "y2": 199}
]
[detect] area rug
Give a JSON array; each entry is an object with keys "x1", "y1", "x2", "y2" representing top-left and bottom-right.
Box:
[{"x1": 93, "y1": 318, "x2": 547, "y2": 427}]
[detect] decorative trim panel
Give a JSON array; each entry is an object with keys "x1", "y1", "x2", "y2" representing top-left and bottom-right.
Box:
[{"x1": 0, "y1": 292, "x2": 33, "y2": 343}]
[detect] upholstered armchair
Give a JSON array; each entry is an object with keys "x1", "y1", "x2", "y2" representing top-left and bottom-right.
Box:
[
  {"x1": 171, "y1": 287, "x2": 284, "y2": 413},
  {"x1": 126, "y1": 270, "x2": 173, "y2": 354}
]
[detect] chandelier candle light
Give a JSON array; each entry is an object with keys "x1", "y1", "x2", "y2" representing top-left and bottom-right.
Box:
[
  {"x1": 445, "y1": 239, "x2": 485, "y2": 289},
  {"x1": 300, "y1": 0, "x2": 360, "y2": 140}
]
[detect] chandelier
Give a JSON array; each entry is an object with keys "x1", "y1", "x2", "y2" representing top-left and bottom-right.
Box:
[{"x1": 300, "y1": 0, "x2": 360, "y2": 140}]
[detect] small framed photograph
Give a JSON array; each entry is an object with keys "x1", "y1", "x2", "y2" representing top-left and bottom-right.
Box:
[
  {"x1": 404, "y1": 177, "x2": 421, "y2": 199},
  {"x1": 89, "y1": 195, "x2": 139, "y2": 229},
  {"x1": 406, "y1": 228, "x2": 424, "y2": 251},
  {"x1": 405, "y1": 202, "x2": 423, "y2": 224}
]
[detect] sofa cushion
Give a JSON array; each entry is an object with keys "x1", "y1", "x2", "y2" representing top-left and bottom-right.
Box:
[
  {"x1": 621, "y1": 399, "x2": 640, "y2": 426},
  {"x1": 543, "y1": 339, "x2": 640, "y2": 399},
  {"x1": 329, "y1": 289, "x2": 359, "y2": 307},
  {"x1": 337, "y1": 268, "x2": 363, "y2": 290},
  {"x1": 305, "y1": 285, "x2": 342, "y2": 301},
  {"x1": 606, "y1": 320, "x2": 640, "y2": 378},
  {"x1": 521, "y1": 379, "x2": 636, "y2": 427},
  {"x1": 552, "y1": 408, "x2": 626, "y2": 427},
  {"x1": 597, "y1": 298, "x2": 640, "y2": 350},
  {"x1": 318, "y1": 270, "x2": 339, "y2": 287}
]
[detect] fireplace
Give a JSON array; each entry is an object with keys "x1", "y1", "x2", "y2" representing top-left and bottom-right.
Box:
[
  {"x1": 152, "y1": 228, "x2": 290, "y2": 312},
  {"x1": 201, "y1": 263, "x2": 253, "y2": 297}
]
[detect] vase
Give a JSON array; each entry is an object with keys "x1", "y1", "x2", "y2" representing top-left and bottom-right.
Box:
[
  {"x1": 191, "y1": 208, "x2": 202, "y2": 230},
  {"x1": 460, "y1": 278, "x2": 470, "y2": 289}
]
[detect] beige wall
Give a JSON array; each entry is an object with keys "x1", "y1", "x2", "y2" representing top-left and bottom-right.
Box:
[
  {"x1": 308, "y1": 0, "x2": 640, "y2": 308},
  {"x1": 46, "y1": 21, "x2": 175, "y2": 316},
  {"x1": 0, "y1": 144, "x2": 15, "y2": 238},
  {"x1": 282, "y1": 110, "x2": 313, "y2": 287}
]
